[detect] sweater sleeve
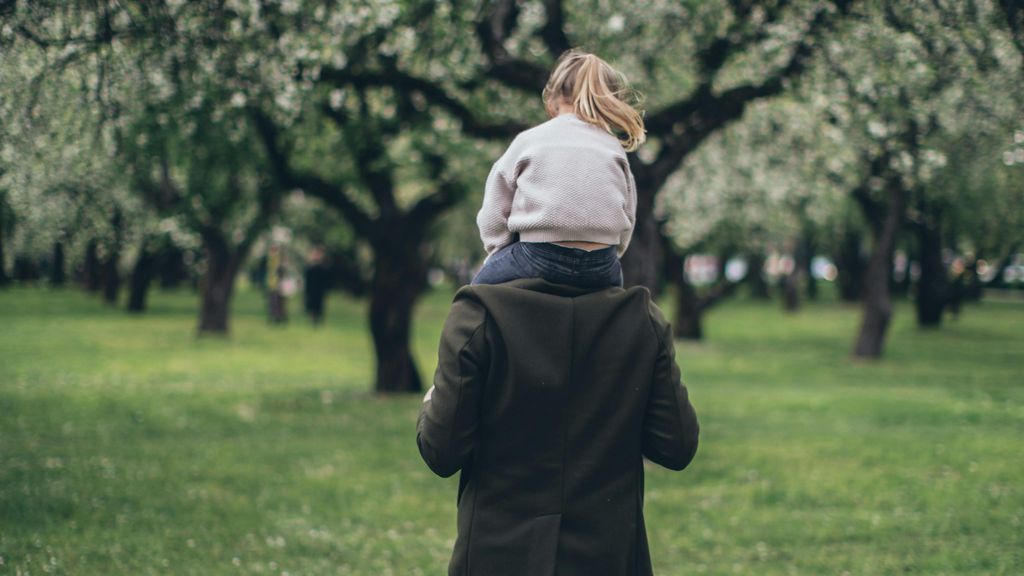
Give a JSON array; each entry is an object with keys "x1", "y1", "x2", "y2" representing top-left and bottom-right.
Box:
[
  {"x1": 476, "y1": 145, "x2": 519, "y2": 259},
  {"x1": 617, "y1": 160, "x2": 638, "y2": 257}
]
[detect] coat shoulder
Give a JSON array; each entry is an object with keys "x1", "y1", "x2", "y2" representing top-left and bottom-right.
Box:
[{"x1": 615, "y1": 285, "x2": 670, "y2": 342}]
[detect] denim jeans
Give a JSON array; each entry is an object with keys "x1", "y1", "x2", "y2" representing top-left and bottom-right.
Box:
[{"x1": 471, "y1": 242, "x2": 623, "y2": 288}]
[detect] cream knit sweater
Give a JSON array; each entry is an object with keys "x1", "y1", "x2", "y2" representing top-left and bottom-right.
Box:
[{"x1": 476, "y1": 112, "x2": 637, "y2": 260}]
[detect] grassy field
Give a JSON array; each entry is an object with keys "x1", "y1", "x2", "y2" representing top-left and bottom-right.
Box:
[{"x1": 1, "y1": 285, "x2": 1021, "y2": 575}]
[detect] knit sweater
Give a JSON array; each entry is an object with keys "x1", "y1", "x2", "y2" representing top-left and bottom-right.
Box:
[{"x1": 476, "y1": 112, "x2": 637, "y2": 260}]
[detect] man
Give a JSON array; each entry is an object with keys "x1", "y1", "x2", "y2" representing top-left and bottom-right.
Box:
[{"x1": 417, "y1": 278, "x2": 700, "y2": 576}]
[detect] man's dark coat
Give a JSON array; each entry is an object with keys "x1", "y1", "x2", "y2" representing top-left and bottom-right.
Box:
[{"x1": 417, "y1": 278, "x2": 699, "y2": 576}]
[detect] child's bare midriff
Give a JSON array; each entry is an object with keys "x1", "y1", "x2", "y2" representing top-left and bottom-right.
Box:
[{"x1": 552, "y1": 241, "x2": 611, "y2": 251}]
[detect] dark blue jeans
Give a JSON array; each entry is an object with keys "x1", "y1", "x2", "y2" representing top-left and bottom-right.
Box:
[{"x1": 471, "y1": 242, "x2": 623, "y2": 288}]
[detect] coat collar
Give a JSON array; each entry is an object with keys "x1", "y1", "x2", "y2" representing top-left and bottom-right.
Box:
[{"x1": 484, "y1": 277, "x2": 628, "y2": 298}]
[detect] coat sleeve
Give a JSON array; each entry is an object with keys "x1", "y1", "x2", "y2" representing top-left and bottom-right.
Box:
[
  {"x1": 641, "y1": 302, "x2": 699, "y2": 471},
  {"x1": 416, "y1": 294, "x2": 490, "y2": 478},
  {"x1": 476, "y1": 146, "x2": 519, "y2": 259}
]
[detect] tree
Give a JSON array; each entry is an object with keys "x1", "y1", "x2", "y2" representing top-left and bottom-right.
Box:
[
  {"x1": 126, "y1": 107, "x2": 281, "y2": 333},
  {"x1": 4, "y1": 1, "x2": 473, "y2": 384},
  {"x1": 658, "y1": 97, "x2": 849, "y2": 337},
  {"x1": 237, "y1": 2, "x2": 508, "y2": 392},
  {"x1": 0, "y1": 33, "x2": 143, "y2": 298},
  {"x1": 0, "y1": 186, "x2": 10, "y2": 287},
  {"x1": 807, "y1": 0, "x2": 1023, "y2": 355},
  {"x1": 253, "y1": 88, "x2": 474, "y2": 393},
  {"x1": 3, "y1": 1, "x2": 290, "y2": 331},
  {"x1": 342, "y1": 0, "x2": 853, "y2": 296},
  {"x1": 283, "y1": 1, "x2": 855, "y2": 298},
  {"x1": 430, "y1": 0, "x2": 850, "y2": 294}
]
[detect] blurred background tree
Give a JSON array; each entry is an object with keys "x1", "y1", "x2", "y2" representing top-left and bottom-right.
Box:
[
  {"x1": 805, "y1": 0, "x2": 1023, "y2": 356},
  {"x1": 1, "y1": 0, "x2": 1021, "y2": 386}
]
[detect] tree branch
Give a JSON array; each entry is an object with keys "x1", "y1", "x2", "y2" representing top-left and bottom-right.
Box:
[
  {"x1": 645, "y1": 0, "x2": 853, "y2": 187},
  {"x1": 249, "y1": 106, "x2": 377, "y2": 241},
  {"x1": 236, "y1": 176, "x2": 281, "y2": 256},
  {"x1": 405, "y1": 149, "x2": 468, "y2": 237},
  {"x1": 698, "y1": 280, "x2": 740, "y2": 313},
  {"x1": 317, "y1": 65, "x2": 527, "y2": 138},
  {"x1": 538, "y1": 0, "x2": 571, "y2": 57},
  {"x1": 849, "y1": 151, "x2": 895, "y2": 234},
  {"x1": 474, "y1": 0, "x2": 551, "y2": 91},
  {"x1": 998, "y1": 0, "x2": 1024, "y2": 57},
  {"x1": 327, "y1": 92, "x2": 399, "y2": 220},
  {"x1": 694, "y1": 0, "x2": 793, "y2": 79}
]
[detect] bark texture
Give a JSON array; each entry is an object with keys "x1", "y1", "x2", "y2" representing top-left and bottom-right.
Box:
[
  {"x1": 102, "y1": 210, "x2": 124, "y2": 304},
  {"x1": 83, "y1": 239, "x2": 101, "y2": 292},
  {"x1": 0, "y1": 211, "x2": 8, "y2": 287},
  {"x1": 370, "y1": 250, "x2": 427, "y2": 393},
  {"x1": 836, "y1": 227, "x2": 864, "y2": 302},
  {"x1": 253, "y1": 101, "x2": 463, "y2": 393},
  {"x1": 745, "y1": 252, "x2": 770, "y2": 299},
  {"x1": 127, "y1": 239, "x2": 157, "y2": 312},
  {"x1": 852, "y1": 177, "x2": 906, "y2": 358},
  {"x1": 914, "y1": 219, "x2": 948, "y2": 327},
  {"x1": 198, "y1": 239, "x2": 241, "y2": 334},
  {"x1": 51, "y1": 242, "x2": 66, "y2": 286}
]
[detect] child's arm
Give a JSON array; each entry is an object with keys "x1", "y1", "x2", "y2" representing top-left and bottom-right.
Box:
[
  {"x1": 617, "y1": 162, "x2": 638, "y2": 256},
  {"x1": 476, "y1": 153, "x2": 518, "y2": 259}
]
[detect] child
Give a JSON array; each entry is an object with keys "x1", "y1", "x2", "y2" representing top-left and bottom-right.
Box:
[{"x1": 472, "y1": 48, "x2": 646, "y2": 288}]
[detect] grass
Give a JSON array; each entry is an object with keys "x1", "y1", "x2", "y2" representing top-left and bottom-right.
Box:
[{"x1": 0, "y1": 284, "x2": 1021, "y2": 575}]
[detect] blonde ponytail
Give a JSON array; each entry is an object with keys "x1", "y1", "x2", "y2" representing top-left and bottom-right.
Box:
[{"x1": 542, "y1": 49, "x2": 646, "y2": 152}]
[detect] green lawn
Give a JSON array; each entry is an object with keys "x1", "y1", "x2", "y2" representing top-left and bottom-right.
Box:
[{"x1": 1, "y1": 285, "x2": 1021, "y2": 575}]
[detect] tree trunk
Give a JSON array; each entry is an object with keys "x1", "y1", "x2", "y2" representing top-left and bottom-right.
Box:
[
  {"x1": 102, "y1": 210, "x2": 124, "y2": 304},
  {"x1": 673, "y1": 276, "x2": 703, "y2": 340},
  {"x1": 329, "y1": 247, "x2": 367, "y2": 297},
  {"x1": 671, "y1": 258, "x2": 740, "y2": 340},
  {"x1": 0, "y1": 211, "x2": 8, "y2": 287},
  {"x1": 13, "y1": 255, "x2": 39, "y2": 281},
  {"x1": 985, "y1": 243, "x2": 1019, "y2": 288},
  {"x1": 746, "y1": 252, "x2": 770, "y2": 299},
  {"x1": 127, "y1": 240, "x2": 157, "y2": 313},
  {"x1": 621, "y1": 185, "x2": 661, "y2": 295},
  {"x1": 836, "y1": 227, "x2": 864, "y2": 302},
  {"x1": 198, "y1": 244, "x2": 241, "y2": 334},
  {"x1": 852, "y1": 181, "x2": 906, "y2": 358},
  {"x1": 658, "y1": 244, "x2": 698, "y2": 340},
  {"x1": 51, "y1": 241, "x2": 66, "y2": 286},
  {"x1": 83, "y1": 239, "x2": 102, "y2": 292},
  {"x1": 914, "y1": 220, "x2": 947, "y2": 327},
  {"x1": 803, "y1": 232, "x2": 817, "y2": 301},
  {"x1": 715, "y1": 251, "x2": 730, "y2": 286},
  {"x1": 102, "y1": 249, "x2": 121, "y2": 304},
  {"x1": 370, "y1": 246, "x2": 426, "y2": 393},
  {"x1": 159, "y1": 245, "x2": 188, "y2": 290}
]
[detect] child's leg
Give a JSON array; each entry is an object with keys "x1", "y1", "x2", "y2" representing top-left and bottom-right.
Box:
[
  {"x1": 518, "y1": 243, "x2": 622, "y2": 288},
  {"x1": 471, "y1": 242, "x2": 538, "y2": 285}
]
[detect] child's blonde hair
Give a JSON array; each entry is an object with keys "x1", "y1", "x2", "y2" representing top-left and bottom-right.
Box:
[{"x1": 542, "y1": 49, "x2": 646, "y2": 152}]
